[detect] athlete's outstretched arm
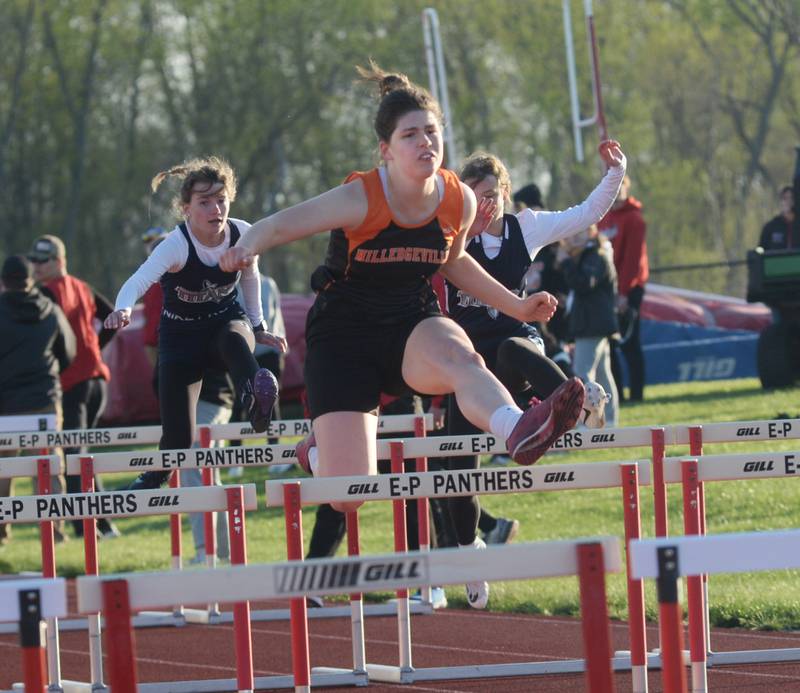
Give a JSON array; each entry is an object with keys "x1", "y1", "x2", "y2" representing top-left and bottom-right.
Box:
[
  {"x1": 220, "y1": 181, "x2": 369, "y2": 272},
  {"x1": 517, "y1": 140, "x2": 626, "y2": 252}
]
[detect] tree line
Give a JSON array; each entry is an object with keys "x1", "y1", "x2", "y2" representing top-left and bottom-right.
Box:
[{"x1": 1, "y1": 0, "x2": 797, "y2": 297}]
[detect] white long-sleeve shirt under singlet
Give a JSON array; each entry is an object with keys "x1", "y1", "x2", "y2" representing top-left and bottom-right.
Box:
[
  {"x1": 114, "y1": 218, "x2": 264, "y2": 326},
  {"x1": 477, "y1": 159, "x2": 626, "y2": 260}
]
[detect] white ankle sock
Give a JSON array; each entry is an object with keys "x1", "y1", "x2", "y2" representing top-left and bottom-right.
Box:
[
  {"x1": 489, "y1": 405, "x2": 523, "y2": 440},
  {"x1": 309, "y1": 447, "x2": 319, "y2": 475}
]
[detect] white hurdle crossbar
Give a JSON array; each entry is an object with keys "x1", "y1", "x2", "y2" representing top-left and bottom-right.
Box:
[
  {"x1": 76, "y1": 538, "x2": 622, "y2": 693},
  {"x1": 0, "y1": 413, "x2": 433, "y2": 451},
  {"x1": 60, "y1": 419, "x2": 438, "y2": 621},
  {"x1": 268, "y1": 456, "x2": 652, "y2": 690},
  {"x1": 266, "y1": 459, "x2": 651, "y2": 506},
  {"x1": 0, "y1": 485, "x2": 257, "y2": 693},
  {"x1": 659, "y1": 449, "x2": 800, "y2": 684},
  {"x1": 630, "y1": 529, "x2": 800, "y2": 693}
]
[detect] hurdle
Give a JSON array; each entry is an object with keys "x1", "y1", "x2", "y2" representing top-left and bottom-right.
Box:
[
  {"x1": 0, "y1": 451, "x2": 71, "y2": 685},
  {"x1": 60, "y1": 415, "x2": 437, "y2": 626},
  {"x1": 266, "y1": 441, "x2": 653, "y2": 689},
  {"x1": 0, "y1": 484, "x2": 257, "y2": 692},
  {"x1": 659, "y1": 418, "x2": 800, "y2": 650},
  {"x1": 0, "y1": 414, "x2": 433, "y2": 452},
  {"x1": 75, "y1": 537, "x2": 621, "y2": 693},
  {"x1": 630, "y1": 528, "x2": 800, "y2": 693},
  {"x1": 0, "y1": 577, "x2": 67, "y2": 693},
  {"x1": 660, "y1": 449, "x2": 800, "y2": 676}
]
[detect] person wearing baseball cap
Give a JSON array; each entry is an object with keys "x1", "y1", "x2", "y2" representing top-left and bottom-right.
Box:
[{"x1": 28, "y1": 234, "x2": 121, "y2": 539}]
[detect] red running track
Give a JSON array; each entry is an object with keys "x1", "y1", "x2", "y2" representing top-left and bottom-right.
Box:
[{"x1": 3, "y1": 595, "x2": 800, "y2": 691}]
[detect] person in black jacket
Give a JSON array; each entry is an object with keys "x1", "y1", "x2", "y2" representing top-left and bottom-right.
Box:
[
  {"x1": 758, "y1": 186, "x2": 794, "y2": 251},
  {"x1": 559, "y1": 225, "x2": 620, "y2": 427},
  {"x1": 0, "y1": 255, "x2": 76, "y2": 545}
]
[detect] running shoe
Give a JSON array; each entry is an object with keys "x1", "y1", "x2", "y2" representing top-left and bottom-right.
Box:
[
  {"x1": 241, "y1": 368, "x2": 278, "y2": 434},
  {"x1": 128, "y1": 470, "x2": 171, "y2": 491},
  {"x1": 295, "y1": 432, "x2": 316, "y2": 475},
  {"x1": 506, "y1": 377, "x2": 585, "y2": 466},
  {"x1": 483, "y1": 517, "x2": 520, "y2": 545},
  {"x1": 582, "y1": 380, "x2": 611, "y2": 429},
  {"x1": 465, "y1": 537, "x2": 489, "y2": 609}
]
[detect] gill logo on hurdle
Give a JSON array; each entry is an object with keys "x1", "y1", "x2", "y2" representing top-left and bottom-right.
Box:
[{"x1": 275, "y1": 556, "x2": 430, "y2": 595}]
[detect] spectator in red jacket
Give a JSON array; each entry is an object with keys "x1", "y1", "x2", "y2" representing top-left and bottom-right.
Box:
[
  {"x1": 29, "y1": 235, "x2": 120, "y2": 538},
  {"x1": 598, "y1": 175, "x2": 649, "y2": 403}
]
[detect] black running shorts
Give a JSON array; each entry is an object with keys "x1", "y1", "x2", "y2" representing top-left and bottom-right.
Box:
[{"x1": 304, "y1": 291, "x2": 443, "y2": 419}]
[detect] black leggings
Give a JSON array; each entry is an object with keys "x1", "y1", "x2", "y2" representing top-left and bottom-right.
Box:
[
  {"x1": 64, "y1": 377, "x2": 109, "y2": 534},
  {"x1": 445, "y1": 336, "x2": 568, "y2": 545},
  {"x1": 610, "y1": 286, "x2": 645, "y2": 401},
  {"x1": 159, "y1": 318, "x2": 258, "y2": 453}
]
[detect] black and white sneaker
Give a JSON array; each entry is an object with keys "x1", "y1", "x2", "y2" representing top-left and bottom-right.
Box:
[
  {"x1": 128, "y1": 471, "x2": 171, "y2": 491},
  {"x1": 464, "y1": 537, "x2": 489, "y2": 609}
]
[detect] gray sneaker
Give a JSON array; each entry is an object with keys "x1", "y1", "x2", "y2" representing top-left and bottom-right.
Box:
[
  {"x1": 483, "y1": 517, "x2": 520, "y2": 545},
  {"x1": 582, "y1": 381, "x2": 611, "y2": 429}
]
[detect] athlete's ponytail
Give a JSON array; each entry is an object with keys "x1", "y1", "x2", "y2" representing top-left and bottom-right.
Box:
[
  {"x1": 356, "y1": 59, "x2": 442, "y2": 142},
  {"x1": 150, "y1": 156, "x2": 237, "y2": 217}
]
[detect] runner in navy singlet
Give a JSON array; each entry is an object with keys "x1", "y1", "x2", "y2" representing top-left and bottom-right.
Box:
[
  {"x1": 438, "y1": 148, "x2": 626, "y2": 607},
  {"x1": 104, "y1": 157, "x2": 286, "y2": 489}
]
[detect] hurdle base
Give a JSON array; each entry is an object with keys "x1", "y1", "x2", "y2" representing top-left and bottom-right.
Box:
[
  {"x1": 366, "y1": 663, "x2": 415, "y2": 684},
  {"x1": 134, "y1": 610, "x2": 187, "y2": 628},
  {"x1": 183, "y1": 607, "x2": 224, "y2": 625},
  {"x1": 364, "y1": 652, "x2": 669, "y2": 685},
  {"x1": 709, "y1": 647, "x2": 800, "y2": 666},
  {"x1": 0, "y1": 600, "x2": 433, "y2": 635},
  {"x1": 311, "y1": 667, "x2": 368, "y2": 686},
  {"x1": 136, "y1": 670, "x2": 365, "y2": 692},
  {"x1": 12, "y1": 679, "x2": 98, "y2": 693},
  {"x1": 224, "y1": 600, "x2": 432, "y2": 623},
  {"x1": 643, "y1": 647, "x2": 691, "y2": 667}
]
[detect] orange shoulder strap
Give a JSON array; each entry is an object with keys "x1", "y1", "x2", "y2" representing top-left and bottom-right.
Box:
[
  {"x1": 342, "y1": 169, "x2": 391, "y2": 239},
  {"x1": 437, "y1": 168, "x2": 465, "y2": 239}
]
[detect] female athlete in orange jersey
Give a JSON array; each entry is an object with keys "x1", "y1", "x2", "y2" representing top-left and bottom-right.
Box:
[{"x1": 221, "y1": 62, "x2": 585, "y2": 513}]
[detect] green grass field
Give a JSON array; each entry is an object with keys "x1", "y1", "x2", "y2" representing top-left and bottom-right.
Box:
[{"x1": 2, "y1": 378, "x2": 799, "y2": 629}]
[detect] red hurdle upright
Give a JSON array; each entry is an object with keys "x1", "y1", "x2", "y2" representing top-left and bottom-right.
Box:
[
  {"x1": 19, "y1": 588, "x2": 48, "y2": 693},
  {"x1": 36, "y1": 455, "x2": 62, "y2": 689},
  {"x1": 283, "y1": 481, "x2": 311, "y2": 691}
]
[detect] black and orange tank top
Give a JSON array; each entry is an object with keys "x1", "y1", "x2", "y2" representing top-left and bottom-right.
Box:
[{"x1": 310, "y1": 167, "x2": 463, "y2": 319}]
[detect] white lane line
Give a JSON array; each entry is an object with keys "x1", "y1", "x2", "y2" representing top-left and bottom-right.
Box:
[
  {"x1": 711, "y1": 667, "x2": 800, "y2": 682},
  {"x1": 246, "y1": 623, "x2": 572, "y2": 661},
  {"x1": 0, "y1": 641, "x2": 284, "y2": 677}
]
